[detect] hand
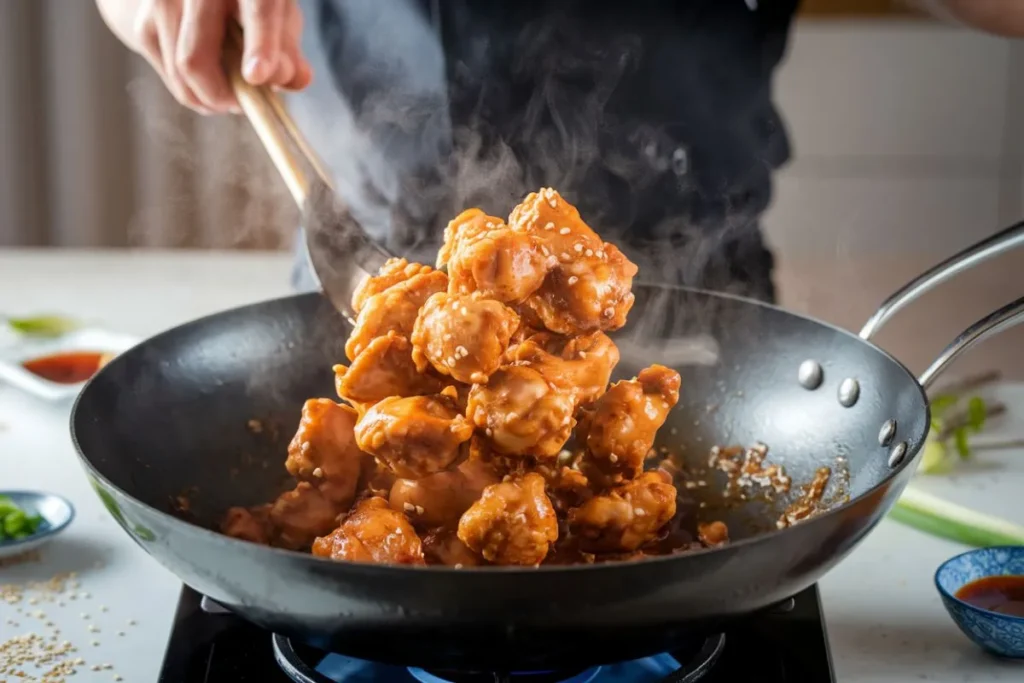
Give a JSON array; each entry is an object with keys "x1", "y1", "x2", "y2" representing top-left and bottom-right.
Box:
[{"x1": 133, "y1": 0, "x2": 312, "y2": 115}]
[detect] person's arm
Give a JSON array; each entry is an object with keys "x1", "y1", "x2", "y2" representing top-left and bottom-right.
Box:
[
  {"x1": 917, "y1": 0, "x2": 1024, "y2": 37},
  {"x1": 93, "y1": 0, "x2": 311, "y2": 115}
]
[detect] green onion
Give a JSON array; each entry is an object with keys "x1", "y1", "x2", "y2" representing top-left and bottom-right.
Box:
[
  {"x1": 0, "y1": 495, "x2": 45, "y2": 542},
  {"x1": 890, "y1": 485, "x2": 1024, "y2": 547},
  {"x1": 5, "y1": 314, "x2": 79, "y2": 337}
]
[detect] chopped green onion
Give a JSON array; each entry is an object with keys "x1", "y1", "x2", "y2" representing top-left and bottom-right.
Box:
[
  {"x1": 0, "y1": 497, "x2": 45, "y2": 542},
  {"x1": 891, "y1": 485, "x2": 1024, "y2": 547},
  {"x1": 966, "y1": 396, "x2": 987, "y2": 431},
  {"x1": 6, "y1": 314, "x2": 79, "y2": 337}
]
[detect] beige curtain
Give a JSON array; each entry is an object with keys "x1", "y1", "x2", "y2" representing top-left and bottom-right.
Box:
[{"x1": 0, "y1": 0, "x2": 297, "y2": 249}]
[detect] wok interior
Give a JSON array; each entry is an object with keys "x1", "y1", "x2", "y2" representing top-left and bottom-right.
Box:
[{"x1": 74, "y1": 286, "x2": 929, "y2": 550}]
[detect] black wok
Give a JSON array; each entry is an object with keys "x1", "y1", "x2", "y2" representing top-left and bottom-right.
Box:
[{"x1": 70, "y1": 217, "x2": 1024, "y2": 670}]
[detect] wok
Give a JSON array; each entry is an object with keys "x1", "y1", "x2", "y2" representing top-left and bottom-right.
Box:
[{"x1": 71, "y1": 211, "x2": 1024, "y2": 670}]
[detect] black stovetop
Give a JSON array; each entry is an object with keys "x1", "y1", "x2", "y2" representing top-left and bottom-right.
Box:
[{"x1": 157, "y1": 584, "x2": 835, "y2": 683}]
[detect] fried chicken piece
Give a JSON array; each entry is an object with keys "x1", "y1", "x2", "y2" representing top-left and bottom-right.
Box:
[
  {"x1": 221, "y1": 504, "x2": 272, "y2": 545},
  {"x1": 457, "y1": 472, "x2": 559, "y2": 566},
  {"x1": 422, "y1": 528, "x2": 483, "y2": 567},
  {"x1": 567, "y1": 470, "x2": 677, "y2": 553},
  {"x1": 345, "y1": 269, "x2": 448, "y2": 361},
  {"x1": 334, "y1": 332, "x2": 444, "y2": 405},
  {"x1": 698, "y1": 521, "x2": 730, "y2": 547},
  {"x1": 270, "y1": 482, "x2": 343, "y2": 551},
  {"x1": 440, "y1": 210, "x2": 551, "y2": 304},
  {"x1": 389, "y1": 456, "x2": 501, "y2": 530},
  {"x1": 521, "y1": 245, "x2": 637, "y2": 335},
  {"x1": 312, "y1": 496, "x2": 424, "y2": 565},
  {"x1": 285, "y1": 399, "x2": 366, "y2": 506},
  {"x1": 508, "y1": 188, "x2": 638, "y2": 334},
  {"x1": 355, "y1": 393, "x2": 474, "y2": 478},
  {"x1": 577, "y1": 365, "x2": 681, "y2": 485},
  {"x1": 466, "y1": 365, "x2": 575, "y2": 458},
  {"x1": 436, "y1": 208, "x2": 499, "y2": 268},
  {"x1": 351, "y1": 257, "x2": 435, "y2": 315},
  {"x1": 506, "y1": 330, "x2": 619, "y2": 407},
  {"x1": 411, "y1": 291, "x2": 521, "y2": 384}
]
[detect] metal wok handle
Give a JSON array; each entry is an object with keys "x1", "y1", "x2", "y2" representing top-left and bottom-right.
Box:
[
  {"x1": 859, "y1": 220, "x2": 1024, "y2": 340},
  {"x1": 856, "y1": 219, "x2": 1024, "y2": 388}
]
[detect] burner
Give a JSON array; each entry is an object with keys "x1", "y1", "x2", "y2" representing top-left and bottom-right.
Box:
[
  {"x1": 157, "y1": 585, "x2": 835, "y2": 682},
  {"x1": 272, "y1": 633, "x2": 727, "y2": 683}
]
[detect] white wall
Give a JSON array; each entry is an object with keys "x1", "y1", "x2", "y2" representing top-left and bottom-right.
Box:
[{"x1": 765, "y1": 20, "x2": 1024, "y2": 380}]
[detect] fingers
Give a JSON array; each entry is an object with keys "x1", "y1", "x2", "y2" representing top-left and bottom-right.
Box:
[
  {"x1": 280, "y1": 1, "x2": 312, "y2": 90},
  {"x1": 239, "y1": 0, "x2": 286, "y2": 85},
  {"x1": 131, "y1": 0, "x2": 311, "y2": 115},
  {"x1": 177, "y1": 0, "x2": 239, "y2": 113},
  {"x1": 152, "y1": 0, "x2": 210, "y2": 113}
]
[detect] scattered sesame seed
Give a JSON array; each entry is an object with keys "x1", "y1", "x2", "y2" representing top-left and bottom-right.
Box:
[
  {"x1": 312, "y1": 467, "x2": 323, "y2": 478},
  {"x1": 403, "y1": 502, "x2": 415, "y2": 512},
  {"x1": 567, "y1": 276, "x2": 578, "y2": 285},
  {"x1": 415, "y1": 506, "x2": 425, "y2": 515},
  {"x1": 585, "y1": 249, "x2": 593, "y2": 257},
  {"x1": 558, "y1": 227, "x2": 571, "y2": 235},
  {"x1": 544, "y1": 222, "x2": 555, "y2": 231},
  {"x1": 609, "y1": 454, "x2": 619, "y2": 463},
  {"x1": 573, "y1": 244, "x2": 583, "y2": 253},
  {"x1": 634, "y1": 508, "x2": 647, "y2": 517}
]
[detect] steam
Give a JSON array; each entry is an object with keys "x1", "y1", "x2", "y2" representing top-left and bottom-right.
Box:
[
  {"x1": 124, "y1": 70, "x2": 297, "y2": 250},
  {"x1": 124, "y1": 0, "x2": 781, "y2": 353}
]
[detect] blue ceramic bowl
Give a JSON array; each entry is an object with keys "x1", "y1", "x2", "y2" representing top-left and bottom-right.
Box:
[
  {"x1": 935, "y1": 546, "x2": 1024, "y2": 658},
  {"x1": 0, "y1": 491, "x2": 75, "y2": 559}
]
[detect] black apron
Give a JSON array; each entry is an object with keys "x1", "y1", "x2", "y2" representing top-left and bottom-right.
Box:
[{"x1": 288, "y1": 0, "x2": 799, "y2": 303}]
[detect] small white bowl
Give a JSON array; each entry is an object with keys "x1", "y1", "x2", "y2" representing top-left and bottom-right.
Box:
[
  {"x1": 0, "y1": 491, "x2": 75, "y2": 559},
  {"x1": 0, "y1": 328, "x2": 139, "y2": 401}
]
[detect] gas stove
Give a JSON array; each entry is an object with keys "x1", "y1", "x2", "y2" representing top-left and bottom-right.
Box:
[{"x1": 157, "y1": 585, "x2": 835, "y2": 683}]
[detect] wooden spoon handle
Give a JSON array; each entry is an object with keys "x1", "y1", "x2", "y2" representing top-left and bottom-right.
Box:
[{"x1": 221, "y1": 22, "x2": 329, "y2": 207}]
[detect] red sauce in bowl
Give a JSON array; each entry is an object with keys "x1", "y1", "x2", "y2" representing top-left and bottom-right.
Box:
[
  {"x1": 22, "y1": 351, "x2": 107, "y2": 384},
  {"x1": 955, "y1": 575, "x2": 1024, "y2": 617}
]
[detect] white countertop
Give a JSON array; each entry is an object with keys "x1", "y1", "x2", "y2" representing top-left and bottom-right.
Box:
[{"x1": 1, "y1": 248, "x2": 1023, "y2": 683}]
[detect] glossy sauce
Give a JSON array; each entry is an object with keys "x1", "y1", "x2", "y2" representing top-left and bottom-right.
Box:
[
  {"x1": 22, "y1": 351, "x2": 105, "y2": 384},
  {"x1": 955, "y1": 575, "x2": 1024, "y2": 617}
]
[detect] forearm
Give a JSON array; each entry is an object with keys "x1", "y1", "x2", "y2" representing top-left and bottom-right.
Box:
[
  {"x1": 916, "y1": 0, "x2": 1024, "y2": 37},
  {"x1": 95, "y1": 0, "x2": 145, "y2": 52}
]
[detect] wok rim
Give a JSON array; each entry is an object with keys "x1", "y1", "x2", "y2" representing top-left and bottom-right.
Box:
[{"x1": 69, "y1": 285, "x2": 930, "y2": 577}]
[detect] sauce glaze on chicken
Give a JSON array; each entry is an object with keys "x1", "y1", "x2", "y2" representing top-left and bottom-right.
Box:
[{"x1": 221, "y1": 188, "x2": 729, "y2": 566}]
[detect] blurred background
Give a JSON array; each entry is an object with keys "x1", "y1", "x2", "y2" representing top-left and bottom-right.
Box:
[{"x1": 1, "y1": 0, "x2": 1022, "y2": 377}]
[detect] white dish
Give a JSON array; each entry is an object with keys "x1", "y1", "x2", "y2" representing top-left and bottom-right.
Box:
[{"x1": 0, "y1": 328, "x2": 139, "y2": 401}]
